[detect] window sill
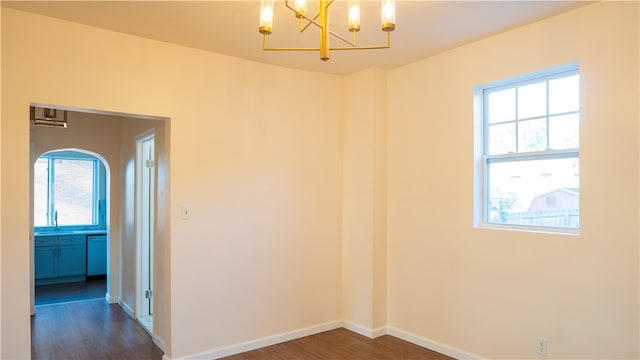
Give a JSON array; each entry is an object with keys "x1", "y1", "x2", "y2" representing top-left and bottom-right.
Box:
[{"x1": 477, "y1": 223, "x2": 579, "y2": 236}]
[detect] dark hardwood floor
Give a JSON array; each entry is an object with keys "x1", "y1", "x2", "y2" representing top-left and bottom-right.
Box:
[
  {"x1": 221, "y1": 328, "x2": 454, "y2": 360},
  {"x1": 32, "y1": 298, "x2": 451, "y2": 360},
  {"x1": 31, "y1": 298, "x2": 163, "y2": 360},
  {"x1": 35, "y1": 278, "x2": 107, "y2": 305}
]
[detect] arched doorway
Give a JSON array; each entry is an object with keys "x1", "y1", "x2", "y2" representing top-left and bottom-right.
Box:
[{"x1": 32, "y1": 149, "x2": 110, "y2": 306}]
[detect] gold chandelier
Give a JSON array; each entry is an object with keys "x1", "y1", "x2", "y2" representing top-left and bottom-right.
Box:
[{"x1": 259, "y1": 0, "x2": 396, "y2": 61}]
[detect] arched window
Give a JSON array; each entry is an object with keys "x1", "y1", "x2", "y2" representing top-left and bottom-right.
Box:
[{"x1": 34, "y1": 150, "x2": 106, "y2": 230}]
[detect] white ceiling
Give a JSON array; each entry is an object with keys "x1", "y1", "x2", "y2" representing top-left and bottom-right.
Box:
[{"x1": 2, "y1": 1, "x2": 591, "y2": 75}]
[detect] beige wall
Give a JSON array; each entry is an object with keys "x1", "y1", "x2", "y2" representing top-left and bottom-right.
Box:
[
  {"x1": 1, "y1": 4, "x2": 30, "y2": 352},
  {"x1": 0, "y1": 4, "x2": 3, "y2": 356},
  {"x1": 154, "y1": 115, "x2": 170, "y2": 351},
  {"x1": 1, "y1": 8, "x2": 343, "y2": 359},
  {"x1": 120, "y1": 119, "x2": 136, "y2": 312},
  {"x1": 342, "y1": 68, "x2": 388, "y2": 334},
  {"x1": 387, "y1": 2, "x2": 638, "y2": 358}
]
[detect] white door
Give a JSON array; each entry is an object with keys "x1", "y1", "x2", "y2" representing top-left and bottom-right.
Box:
[{"x1": 137, "y1": 133, "x2": 155, "y2": 324}]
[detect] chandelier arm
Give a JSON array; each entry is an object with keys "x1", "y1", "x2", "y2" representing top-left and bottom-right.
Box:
[
  {"x1": 329, "y1": 30, "x2": 356, "y2": 47},
  {"x1": 263, "y1": 48, "x2": 322, "y2": 51},
  {"x1": 328, "y1": 28, "x2": 392, "y2": 48},
  {"x1": 331, "y1": 45, "x2": 390, "y2": 50},
  {"x1": 330, "y1": 32, "x2": 391, "y2": 50},
  {"x1": 284, "y1": 0, "x2": 321, "y2": 33},
  {"x1": 263, "y1": 33, "x2": 390, "y2": 52},
  {"x1": 300, "y1": 13, "x2": 320, "y2": 33}
]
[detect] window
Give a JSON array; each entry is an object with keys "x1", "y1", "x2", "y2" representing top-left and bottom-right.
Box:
[
  {"x1": 34, "y1": 152, "x2": 103, "y2": 229},
  {"x1": 475, "y1": 64, "x2": 580, "y2": 232}
]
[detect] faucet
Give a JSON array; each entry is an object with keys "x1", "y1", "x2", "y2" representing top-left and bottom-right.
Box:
[{"x1": 54, "y1": 210, "x2": 58, "y2": 230}]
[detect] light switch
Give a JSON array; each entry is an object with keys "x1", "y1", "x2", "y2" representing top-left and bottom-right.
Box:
[{"x1": 181, "y1": 206, "x2": 191, "y2": 220}]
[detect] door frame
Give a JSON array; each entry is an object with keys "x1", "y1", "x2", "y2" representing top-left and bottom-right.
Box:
[{"x1": 135, "y1": 130, "x2": 156, "y2": 326}]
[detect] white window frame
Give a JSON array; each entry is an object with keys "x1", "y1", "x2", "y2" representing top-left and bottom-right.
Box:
[
  {"x1": 34, "y1": 152, "x2": 104, "y2": 232},
  {"x1": 473, "y1": 63, "x2": 580, "y2": 234}
]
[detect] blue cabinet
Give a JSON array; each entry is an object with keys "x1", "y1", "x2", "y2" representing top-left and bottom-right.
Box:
[
  {"x1": 58, "y1": 237, "x2": 87, "y2": 277},
  {"x1": 34, "y1": 246, "x2": 58, "y2": 279},
  {"x1": 35, "y1": 235, "x2": 87, "y2": 284}
]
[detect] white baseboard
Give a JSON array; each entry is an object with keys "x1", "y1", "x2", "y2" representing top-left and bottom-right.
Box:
[
  {"x1": 341, "y1": 320, "x2": 386, "y2": 339},
  {"x1": 154, "y1": 335, "x2": 166, "y2": 352},
  {"x1": 372, "y1": 326, "x2": 387, "y2": 338},
  {"x1": 105, "y1": 292, "x2": 118, "y2": 304},
  {"x1": 119, "y1": 299, "x2": 135, "y2": 319},
  {"x1": 387, "y1": 326, "x2": 482, "y2": 360},
  {"x1": 178, "y1": 320, "x2": 341, "y2": 360},
  {"x1": 163, "y1": 322, "x2": 480, "y2": 360}
]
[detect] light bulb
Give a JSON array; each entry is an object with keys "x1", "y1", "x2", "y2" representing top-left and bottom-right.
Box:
[
  {"x1": 295, "y1": 0, "x2": 307, "y2": 18},
  {"x1": 381, "y1": 0, "x2": 395, "y2": 32},
  {"x1": 348, "y1": 0, "x2": 361, "y2": 32},
  {"x1": 259, "y1": 0, "x2": 275, "y2": 34}
]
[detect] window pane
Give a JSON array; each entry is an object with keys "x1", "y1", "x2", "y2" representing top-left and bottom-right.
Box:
[
  {"x1": 549, "y1": 113, "x2": 579, "y2": 149},
  {"x1": 53, "y1": 159, "x2": 95, "y2": 225},
  {"x1": 518, "y1": 118, "x2": 547, "y2": 152},
  {"x1": 549, "y1": 75, "x2": 579, "y2": 114},
  {"x1": 488, "y1": 157, "x2": 579, "y2": 228},
  {"x1": 488, "y1": 88, "x2": 515, "y2": 124},
  {"x1": 517, "y1": 81, "x2": 546, "y2": 119},
  {"x1": 34, "y1": 159, "x2": 49, "y2": 226},
  {"x1": 488, "y1": 123, "x2": 515, "y2": 155}
]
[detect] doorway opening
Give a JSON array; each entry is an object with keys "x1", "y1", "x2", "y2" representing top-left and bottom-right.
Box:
[
  {"x1": 32, "y1": 149, "x2": 109, "y2": 306},
  {"x1": 29, "y1": 105, "x2": 169, "y2": 354},
  {"x1": 136, "y1": 132, "x2": 155, "y2": 333}
]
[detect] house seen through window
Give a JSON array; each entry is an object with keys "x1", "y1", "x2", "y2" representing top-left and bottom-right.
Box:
[
  {"x1": 476, "y1": 64, "x2": 580, "y2": 232},
  {"x1": 34, "y1": 150, "x2": 106, "y2": 230}
]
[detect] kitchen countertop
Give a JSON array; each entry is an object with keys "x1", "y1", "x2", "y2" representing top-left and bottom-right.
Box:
[{"x1": 34, "y1": 230, "x2": 107, "y2": 237}]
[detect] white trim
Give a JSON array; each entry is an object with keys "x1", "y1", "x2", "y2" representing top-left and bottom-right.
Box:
[
  {"x1": 341, "y1": 320, "x2": 387, "y2": 339},
  {"x1": 342, "y1": 320, "x2": 372, "y2": 338},
  {"x1": 105, "y1": 292, "x2": 118, "y2": 304},
  {"x1": 177, "y1": 321, "x2": 341, "y2": 360},
  {"x1": 479, "y1": 222, "x2": 579, "y2": 236},
  {"x1": 119, "y1": 299, "x2": 135, "y2": 319},
  {"x1": 135, "y1": 132, "x2": 156, "y2": 320},
  {"x1": 153, "y1": 335, "x2": 166, "y2": 352},
  {"x1": 137, "y1": 317, "x2": 153, "y2": 336},
  {"x1": 371, "y1": 326, "x2": 387, "y2": 338},
  {"x1": 387, "y1": 326, "x2": 483, "y2": 360},
  {"x1": 168, "y1": 323, "x2": 483, "y2": 360},
  {"x1": 473, "y1": 85, "x2": 484, "y2": 228}
]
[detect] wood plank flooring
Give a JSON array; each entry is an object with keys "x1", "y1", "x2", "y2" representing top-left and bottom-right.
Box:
[
  {"x1": 220, "y1": 328, "x2": 455, "y2": 360},
  {"x1": 35, "y1": 278, "x2": 106, "y2": 305},
  {"x1": 31, "y1": 298, "x2": 163, "y2": 360},
  {"x1": 32, "y1": 298, "x2": 452, "y2": 360}
]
